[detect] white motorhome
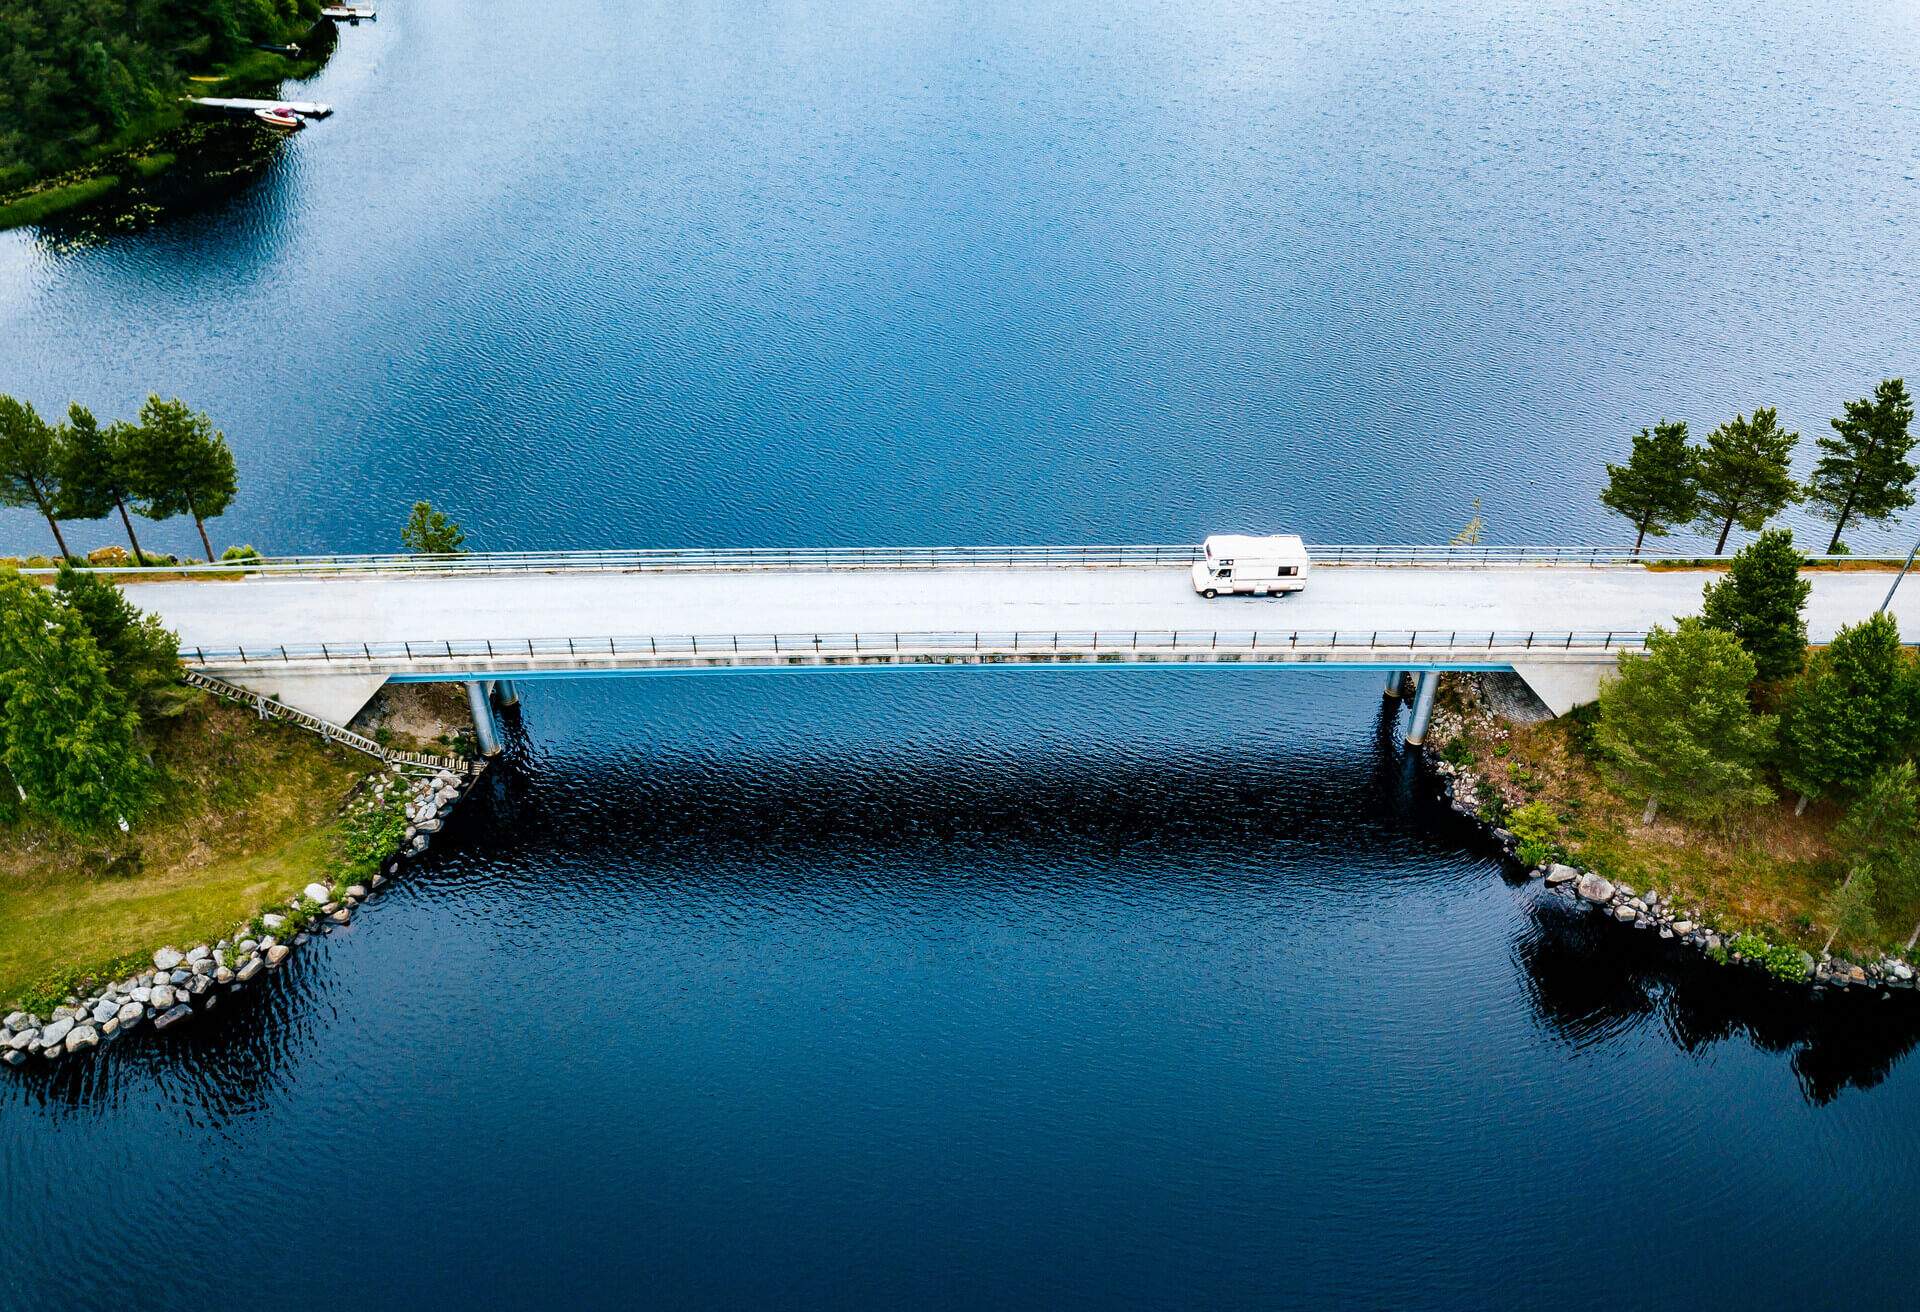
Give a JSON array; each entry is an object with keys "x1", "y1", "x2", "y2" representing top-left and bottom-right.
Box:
[{"x1": 1191, "y1": 534, "x2": 1310, "y2": 597}]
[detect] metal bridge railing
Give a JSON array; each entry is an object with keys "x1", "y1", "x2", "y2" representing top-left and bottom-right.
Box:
[
  {"x1": 31, "y1": 542, "x2": 1904, "y2": 580},
  {"x1": 181, "y1": 628, "x2": 1658, "y2": 667}
]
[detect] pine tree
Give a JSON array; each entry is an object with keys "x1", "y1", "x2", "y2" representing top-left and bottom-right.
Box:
[
  {"x1": 1601, "y1": 421, "x2": 1698, "y2": 553},
  {"x1": 1694, "y1": 408, "x2": 1801, "y2": 554},
  {"x1": 1821, "y1": 866, "x2": 1878, "y2": 955},
  {"x1": 54, "y1": 404, "x2": 148, "y2": 565},
  {"x1": 127, "y1": 396, "x2": 237, "y2": 560},
  {"x1": 1779, "y1": 612, "x2": 1913, "y2": 805},
  {"x1": 1699, "y1": 529, "x2": 1811, "y2": 682},
  {"x1": 0, "y1": 393, "x2": 72, "y2": 559},
  {"x1": 1593, "y1": 617, "x2": 1776, "y2": 825},
  {"x1": 401, "y1": 501, "x2": 467, "y2": 554},
  {"x1": 1806, "y1": 379, "x2": 1916, "y2": 554},
  {"x1": 0, "y1": 574, "x2": 147, "y2": 831},
  {"x1": 52, "y1": 565, "x2": 193, "y2": 721}
]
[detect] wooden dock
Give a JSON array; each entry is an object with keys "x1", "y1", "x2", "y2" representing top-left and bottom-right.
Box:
[{"x1": 189, "y1": 97, "x2": 334, "y2": 118}]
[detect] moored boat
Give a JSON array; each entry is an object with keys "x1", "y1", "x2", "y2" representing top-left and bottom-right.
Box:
[{"x1": 253, "y1": 106, "x2": 303, "y2": 129}]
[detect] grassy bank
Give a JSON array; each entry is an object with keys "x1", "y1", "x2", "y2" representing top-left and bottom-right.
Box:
[
  {"x1": 1436, "y1": 676, "x2": 1920, "y2": 962},
  {"x1": 0, "y1": 698, "x2": 371, "y2": 1009},
  {"x1": 0, "y1": 682, "x2": 469, "y2": 1013}
]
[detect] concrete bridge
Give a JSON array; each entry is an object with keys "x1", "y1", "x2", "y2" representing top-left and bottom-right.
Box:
[{"x1": 94, "y1": 544, "x2": 1919, "y2": 755}]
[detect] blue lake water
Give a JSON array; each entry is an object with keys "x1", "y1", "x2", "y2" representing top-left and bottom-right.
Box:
[{"x1": 5, "y1": 0, "x2": 1920, "y2": 1305}]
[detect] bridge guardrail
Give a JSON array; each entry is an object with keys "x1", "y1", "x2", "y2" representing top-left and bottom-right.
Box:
[
  {"x1": 181, "y1": 628, "x2": 1659, "y2": 666},
  {"x1": 34, "y1": 543, "x2": 1903, "y2": 579}
]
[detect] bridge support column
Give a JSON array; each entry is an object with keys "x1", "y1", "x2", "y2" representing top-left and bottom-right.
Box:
[
  {"x1": 1383, "y1": 669, "x2": 1405, "y2": 699},
  {"x1": 492, "y1": 679, "x2": 520, "y2": 709},
  {"x1": 1405, "y1": 672, "x2": 1440, "y2": 747},
  {"x1": 465, "y1": 680, "x2": 502, "y2": 757}
]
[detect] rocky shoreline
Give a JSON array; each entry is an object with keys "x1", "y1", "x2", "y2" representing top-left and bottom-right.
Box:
[
  {"x1": 1, "y1": 764, "x2": 480, "y2": 1068},
  {"x1": 1424, "y1": 690, "x2": 1918, "y2": 999}
]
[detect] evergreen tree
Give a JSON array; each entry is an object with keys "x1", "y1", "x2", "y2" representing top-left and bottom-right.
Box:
[
  {"x1": 54, "y1": 404, "x2": 148, "y2": 565},
  {"x1": 127, "y1": 396, "x2": 238, "y2": 560},
  {"x1": 1593, "y1": 617, "x2": 1776, "y2": 825},
  {"x1": 1601, "y1": 420, "x2": 1698, "y2": 554},
  {"x1": 1821, "y1": 866, "x2": 1878, "y2": 955},
  {"x1": 401, "y1": 501, "x2": 467, "y2": 554},
  {"x1": 0, "y1": 573, "x2": 147, "y2": 830},
  {"x1": 0, "y1": 393, "x2": 72, "y2": 558},
  {"x1": 1836, "y1": 760, "x2": 1919, "y2": 877},
  {"x1": 1778, "y1": 612, "x2": 1913, "y2": 805},
  {"x1": 52, "y1": 565, "x2": 192, "y2": 720},
  {"x1": 1699, "y1": 529, "x2": 1811, "y2": 682},
  {"x1": 1694, "y1": 408, "x2": 1801, "y2": 554},
  {"x1": 1806, "y1": 379, "x2": 1917, "y2": 554}
]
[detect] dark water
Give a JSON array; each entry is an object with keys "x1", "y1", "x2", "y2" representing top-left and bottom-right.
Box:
[{"x1": 6, "y1": 1, "x2": 1920, "y2": 1306}]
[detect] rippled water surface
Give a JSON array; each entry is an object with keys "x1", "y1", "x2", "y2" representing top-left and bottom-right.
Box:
[{"x1": 6, "y1": 0, "x2": 1920, "y2": 1306}]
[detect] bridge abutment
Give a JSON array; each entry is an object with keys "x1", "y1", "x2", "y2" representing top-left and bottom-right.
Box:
[{"x1": 465, "y1": 680, "x2": 503, "y2": 756}]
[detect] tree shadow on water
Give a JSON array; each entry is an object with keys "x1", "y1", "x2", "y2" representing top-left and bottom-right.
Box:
[{"x1": 1516, "y1": 891, "x2": 1920, "y2": 1106}]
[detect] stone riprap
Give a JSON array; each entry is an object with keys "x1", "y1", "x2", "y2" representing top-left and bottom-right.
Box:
[
  {"x1": 1, "y1": 765, "x2": 481, "y2": 1070},
  {"x1": 1425, "y1": 681, "x2": 1915, "y2": 999}
]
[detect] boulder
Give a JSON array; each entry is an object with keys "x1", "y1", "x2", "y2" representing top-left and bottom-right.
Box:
[
  {"x1": 64, "y1": 1025, "x2": 99, "y2": 1054},
  {"x1": 169, "y1": 970, "x2": 190, "y2": 986},
  {"x1": 303, "y1": 882, "x2": 331, "y2": 905},
  {"x1": 214, "y1": 966, "x2": 234, "y2": 985},
  {"x1": 39, "y1": 1017, "x2": 74, "y2": 1047},
  {"x1": 191, "y1": 958, "x2": 213, "y2": 977},
  {"x1": 346, "y1": 885, "x2": 368, "y2": 900},
  {"x1": 1615, "y1": 883, "x2": 1637, "y2": 899},
  {"x1": 116, "y1": 1001, "x2": 144, "y2": 1027},
  {"x1": 186, "y1": 975, "x2": 212, "y2": 997},
  {"x1": 185, "y1": 945, "x2": 210, "y2": 964},
  {"x1": 236, "y1": 958, "x2": 263, "y2": 983},
  {"x1": 152, "y1": 947, "x2": 184, "y2": 971},
  {"x1": 261, "y1": 913, "x2": 286, "y2": 930},
  {"x1": 149, "y1": 985, "x2": 176, "y2": 1010},
  {"x1": 101, "y1": 1018, "x2": 119, "y2": 1037},
  {"x1": 90, "y1": 1000, "x2": 116, "y2": 1025},
  {"x1": 1672, "y1": 921, "x2": 1695, "y2": 936},
  {"x1": 1614, "y1": 905, "x2": 1637, "y2": 922},
  {"x1": 265, "y1": 945, "x2": 291, "y2": 968},
  {"x1": 329, "y1": 908, "x2": 351, "y2": 925},
  {"x1": 1576, "y1": 873, "x2": 1615, "y2": 904},
  {"x1": 2, "y1": 1049, "x2": 24, "y2": 1067},
  {"x1": 6, "y1": 1029, "x2": 35, "y2": 1052},
  {"x1": 131, "y1": 986, "x2": 151, "y2": 1004},
  {"x1": 1544, "y1": 865, "x2": 1578, "y2": 886},
  {"x1": 3, "y1": 1010, "x2": 25, "y2": 1032},
  {"x1": 153, "y1": 1004, "x2": 194, "y2": 1031}
]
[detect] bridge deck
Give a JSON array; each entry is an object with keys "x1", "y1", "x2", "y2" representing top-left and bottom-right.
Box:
[{"x1": 128, "y1": 563, "x2": 1908, "y2": 653}]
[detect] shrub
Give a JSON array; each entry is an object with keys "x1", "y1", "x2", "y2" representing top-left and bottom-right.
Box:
[
  {"x1": 1508, "y1": 800, "x2": 1560, "y2": 866},
  {"x1": 221, "y1": 543, "x2": 261, "y2": 561},
  {"x1": 85, "y1": 544, "x2": 131, "y2": 567}
]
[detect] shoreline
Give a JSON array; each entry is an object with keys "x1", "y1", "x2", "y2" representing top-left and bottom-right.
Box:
[{"x1": 1425, "y1": 674, "x2": 1919, "y2": 998}]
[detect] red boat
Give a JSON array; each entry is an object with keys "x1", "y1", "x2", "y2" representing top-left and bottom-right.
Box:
[{"x1": 254, "y1": 106, "x2": 303, "y2": 129}]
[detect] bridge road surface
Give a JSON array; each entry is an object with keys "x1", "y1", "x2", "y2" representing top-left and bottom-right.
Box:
[{"x1": 125, "y1": 564, "x2": 1916, "y2": 653}]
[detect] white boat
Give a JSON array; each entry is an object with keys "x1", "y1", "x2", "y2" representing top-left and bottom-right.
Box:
[{"x1": 253, "y1": 106, "x2": 303, "y2": 129}]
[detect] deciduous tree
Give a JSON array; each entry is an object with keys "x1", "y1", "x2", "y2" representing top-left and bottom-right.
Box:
[
  {"x1": 1694, "y1": 408, "x2": 1801, "y2": 554},
  {"x1": 1821, "y1": 866, "x2": 1878, "y2": 955},
  {"x1": 1778, "y1": 612, "x2": 1914, "y2": 806},
  {"x1": 0, "y1": 394, "x2": 72, "y2": 558},
  {"x1": 54, "y1": 404, "x2": 148, "y2": 564},
  {"x1": 1806, "y1": 379, "x2": 1916, "y2": 554},
  {"x1": 1601, "y1": 421, "x2": 1697, "y2": 554},
  {"x1": 1593, "y1": 617, "x2": 1776, "y2": 825},
  {"x1": 1699, "y1": 529, "x2": 1810, "y2": 682}
]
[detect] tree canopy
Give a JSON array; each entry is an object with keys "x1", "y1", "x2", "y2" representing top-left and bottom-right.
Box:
[
  {"x1": 1600, "y1": 420, "x2": 1697, "y2": 553},
  {"x1": 1778, "y1": 612, "x2": 1915, "y2": 804},
  {"x1": 1805, "y1": 378, "x2": 1916, "y2": 554},
  {"x1": 126, "y1": 395, "x2": 237, "y2": 559},
  {"x1": 1699, "y1": 529, "x2": 1810, "y2": 682},
  {"x1": 55, "y1": 404, "x2": 147, "y2": 564},
  {"x1": 1593, "y1": 617, "x2": 1777, "y2": 825},
  {"x1": 401, "y1": 501, "x2": 466, "y2": 554},
  {"x1": 1694, "y1": 408, "x2": 1800, "y2": 554},
  {"x1": 0, "y1": 393, "x2": 70, "y2": 558},
  {"x1": 0, "y1": 0, "x2": 321, "y2": 176}
]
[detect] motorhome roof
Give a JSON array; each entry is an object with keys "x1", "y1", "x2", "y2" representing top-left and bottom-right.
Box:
[{"x1": 1203, "y1": 534, "x2": 1307, "y2": 559}]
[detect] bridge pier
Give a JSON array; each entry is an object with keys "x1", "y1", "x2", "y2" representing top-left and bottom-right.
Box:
[
  {"x1": 492, "y1": 679, "x2": 520, "y2": 709},
  {"x1": 1404, "y1": 672, "x2": 1439, "y2": 747},
  {"x1": 1383, "y1": 669, "x2": 1406, "y2": 700},
  {"x1": 464, "y1": 680, "x2": 503, "y2": 757}
]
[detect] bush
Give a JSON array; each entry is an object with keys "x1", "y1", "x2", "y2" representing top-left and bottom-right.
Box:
[
  {"x1": 220, "y1": 543, "x2": 261, "y2": 561},
  {"x1": 1727, "y1": 931, "x2": 1810, "y2": 982},
  {"x1": 1508, "y1": 800, "x2": 1559, "y2": 859},
  {"x1": 1439, "y1": 738, "x2": 1473, "y2": 767},
  {"x1": 86, "y1": 545, "x2": 131, "y2": 567}
]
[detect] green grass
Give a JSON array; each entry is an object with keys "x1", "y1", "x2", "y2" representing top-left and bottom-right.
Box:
[
  {"x1": 0, "y1": 697, "x2": 374, "y2": 1009},
  {"x1": 131, "y1": 152, "x2": 177, "y2": 179},
  {"x1": 0, "y1": 175, "x2": 123, "y2": 230},
  {"x1": 1444, "y1": 680, "x2": 1918, "y2": 957}
]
